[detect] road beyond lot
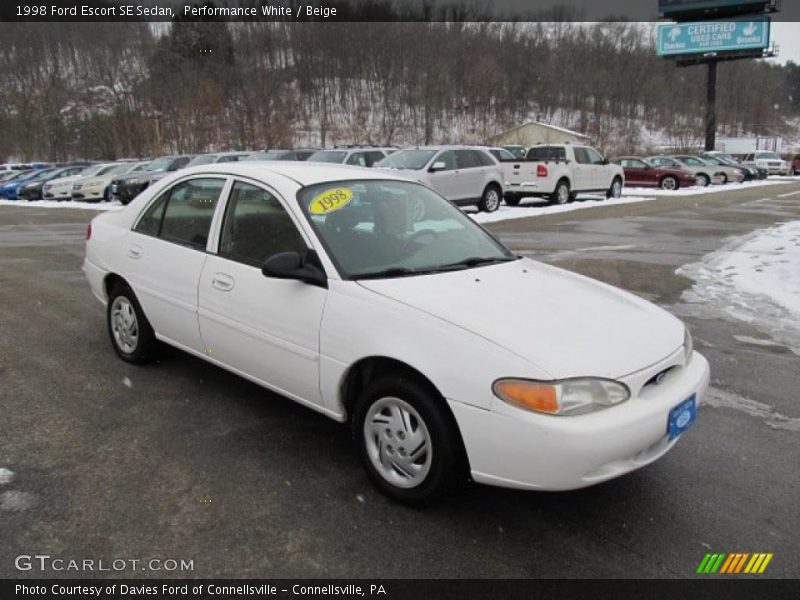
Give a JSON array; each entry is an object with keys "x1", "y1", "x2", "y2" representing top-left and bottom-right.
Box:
[{"x1": 1, "y1": 183, "x2": 799, "y2": 579}]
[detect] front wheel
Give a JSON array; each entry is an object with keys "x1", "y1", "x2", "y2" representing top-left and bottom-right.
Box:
[
  {"x1": 353, "y1": 376, "x2": 467, "y2": 505},
  {"x1": 719, "y1": 173, "x2": 728, "y2": 185},
  {"x1": 478, "y1": 184, "x2": 501, "y2": 213},
  {"x1": 696, "y1": 173, "x2": 710, "y2": 187},
  {"x1": 107, "y1": 281, "x2": 158, "y2": 364}
]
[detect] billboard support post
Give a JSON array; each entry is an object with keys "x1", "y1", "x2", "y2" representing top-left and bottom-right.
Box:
[{"x1": 706, "y1": 60, "x2": 717, "y2": 151}]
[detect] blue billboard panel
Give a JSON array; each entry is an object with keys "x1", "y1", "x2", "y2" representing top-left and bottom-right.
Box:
[{"x1": 657, "y1": 18, "x2": 770, "y2": 56}]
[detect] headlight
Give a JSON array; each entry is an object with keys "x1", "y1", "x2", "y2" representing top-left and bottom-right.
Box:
[
  {"x1": 493, "y1": 377, "x2": 630, "y2": 416},
  {"x1": 684, "y1": 327, "x2": 694, "y2": 364}
]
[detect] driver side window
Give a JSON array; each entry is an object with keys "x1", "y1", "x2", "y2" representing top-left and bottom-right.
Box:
[
  {"x1": 434, "y1": 151, "x2": 456, "y2": 171},
  {"x1": 218, "y1": 181, "x2": 307, "y2": 268}
]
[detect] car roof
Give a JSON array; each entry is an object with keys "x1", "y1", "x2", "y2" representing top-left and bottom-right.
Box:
[{"x1": 173, "y1": 161, "x2": 413, "y2": 187}]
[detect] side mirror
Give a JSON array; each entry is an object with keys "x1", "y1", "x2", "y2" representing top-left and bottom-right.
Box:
[
  {"x1": 602, "y1": 158, "x2": 610, "y2": 165},
  {"x1": 262, "y1": 250, "x2": 327, "y2": 288},
  {"x1": 429, "y1": 161, "x2": 447, "y2": 172}
]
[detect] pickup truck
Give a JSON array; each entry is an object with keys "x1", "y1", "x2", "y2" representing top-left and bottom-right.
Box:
[{"x1": 499, "y1": 144, "x2": 625, "y2": 205}]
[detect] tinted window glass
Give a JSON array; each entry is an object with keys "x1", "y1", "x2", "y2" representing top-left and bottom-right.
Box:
[
  {"x1": 455, "y1": 150, "x2": 480, "y2": 169},
  {"x1": 346, "y1": 152, "x2": 369, "y2": 167},
  {"x1": 435, "y1": 151, "x2": 457, "y2": 171},
  {"x1": 169, "y1": 157, "x2": 191, "y2": 171},
  {"x1": 526, "y1": 146, "x2": 566, "y2": 161},
  {"x1": 134, "y1": 192, "x2": 168, "y2": 236},
  {"x1": 219, "y1": 182, "x2": 307, "y2": 267},
  {"x1": 475, "y1": 150, "x2": 497, "y2": 166},
  {"x1": 573, "y1": 148, "x2": 591, "y2": 164},
  {"x1": 159, "y1": 178, "x2": 225, "y2": 249},
  {"x1": 585, "y1": 148, "x2": 605, "y2": 164},
  {"x1": 366, "y1": 151, "x2": 386, "y2": 166}
]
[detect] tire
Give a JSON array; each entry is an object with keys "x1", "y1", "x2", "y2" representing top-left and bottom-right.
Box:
[
  {"x1": 478, "y1": 184, "x2": 501, "y2": 213},
  {"x1": 660, "y1": 176, "x2": 679, "y2": 191},
  {"x1": 550, "y1": 179, "x2": 570, "y2": 205},
  {"x1": 606, "y1": 177, "x2": 623, "y2": 199},
  {"x1": 352, "y1": 375, "x2": 467, "y2": 505},
  {"x1": 107, "y1": 281, "x2": 158, "y2": 364},
  {"x1": 103, "y1": 187, "x2": 111, "y2": 202},
  {"x1": 696, "y1": 173, "x2": 710, "y2": 187},
  {"x1": 504, "y1": 193, "x2": 521, "y2": 207},
  {"x1": 719, "y1": 173, "x2": 728, "y2": 185}
]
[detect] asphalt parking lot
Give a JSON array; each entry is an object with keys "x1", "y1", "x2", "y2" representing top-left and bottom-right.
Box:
[{"x1": 1, "y1": 183, "x2": 799, "y2": 579}]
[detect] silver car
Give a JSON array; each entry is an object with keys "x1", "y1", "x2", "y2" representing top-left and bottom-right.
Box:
[
  {"x1": 376, "y1": 146, "x2": 504, "y2": 213},
  {"x1": 648, "y1": 156, "x2": 722, "y2": 187}
]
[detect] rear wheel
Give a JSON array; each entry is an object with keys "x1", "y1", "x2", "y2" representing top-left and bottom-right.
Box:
[
  {"x1": 107, "y1": 281, "x2": 157, "y2": 364},
  {"x1": 550, "y1": 179, "x2": 570, "y2": 205},
  {"x1": 352, "y1": 375, "x2": 467, "y2": 505},
  {"x1": 696, "y1": 173, "x2": 710, "y2": 187},
  {"x1": 478, "y1": 184, "x2": 501, "y2": 213},
  {"x1": 660, "y1": 176, "x2": 678, "y2": 191}
]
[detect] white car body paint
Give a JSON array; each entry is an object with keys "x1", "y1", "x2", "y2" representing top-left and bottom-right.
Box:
[{"x1": 84, "y1": 162, "x2": 710, "y2": 491}]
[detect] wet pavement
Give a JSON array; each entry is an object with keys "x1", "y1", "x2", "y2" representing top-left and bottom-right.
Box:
[{"x1": 1, "y1": 183, "x2": 799, "y2": 578}]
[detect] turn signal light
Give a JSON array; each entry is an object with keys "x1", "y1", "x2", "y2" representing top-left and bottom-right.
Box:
[{"x1": 493, "y1": 380, "x2": 558, "y2": 414}]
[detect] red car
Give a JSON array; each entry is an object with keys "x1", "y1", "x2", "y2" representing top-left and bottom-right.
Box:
[
  {"x1": 613, "y1": 157, "x2": 696, "y2": 190},
  {"x1": 792, "y1": 154, "x2": 800, "y2": 176}
]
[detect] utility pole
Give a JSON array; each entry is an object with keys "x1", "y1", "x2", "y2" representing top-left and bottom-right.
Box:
[{"x1": 705, "y1": 60, "x2": 717, "y2": 151}]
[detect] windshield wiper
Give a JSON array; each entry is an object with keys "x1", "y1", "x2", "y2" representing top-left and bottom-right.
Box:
[
  {"x1": 354, "y1": 267, "x2": 423, "y2": 280},
  {"x1": 432, "y1": 256, "x2": 519, "y2": 271}
]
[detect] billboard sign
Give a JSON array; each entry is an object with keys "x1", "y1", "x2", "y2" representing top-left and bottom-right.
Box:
[{"x1": 656, "y1": 18, "x2": 770, "y2": 56}]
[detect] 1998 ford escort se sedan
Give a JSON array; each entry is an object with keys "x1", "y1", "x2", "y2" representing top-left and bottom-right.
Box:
[{"x1": 84, "y1": 162, "x2": 709, "y2": 504}]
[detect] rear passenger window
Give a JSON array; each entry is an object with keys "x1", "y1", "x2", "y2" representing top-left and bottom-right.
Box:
[
  {"x1": 526, "y1": 146, "x2": 566, "y2": 161},
  {"x1": 346, "y1": 153, "x2": 369, "y2": 167},
  {"x1": 218, "y1": 181, "x2": 307, "y2": 267},
  {"x1": 455, "y1": 150, "x2": 480, "y2": 169},
  {"x1": 134, "y1": 193, "x2": 168, "y2": 236},
  {"x1": 159, "y1": 178, "x2": 225, "y2": 249},
  {"x1": 475, "y1": 150, "x2": 496, "y2": 166},
  {"x1": 573, "y1": 148, "x2": 591, "y2": 164}
]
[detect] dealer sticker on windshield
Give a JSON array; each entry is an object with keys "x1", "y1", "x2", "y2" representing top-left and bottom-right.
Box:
[{"x1": 309, "y1": 188, "x2": 353, "y2": 215}]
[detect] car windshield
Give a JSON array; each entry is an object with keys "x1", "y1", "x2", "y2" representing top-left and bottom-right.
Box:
[
  {"x1": 100, "y1": 164, "x2": 130, "y2": 176},
  {"x1": 75, "y1": 164, "x2": 106, "y2": 177},
  {"x1": 376, "y1": 150, "x2": 437, "y2": 170},
  {"x1": 144, "y1": 156, "x2": 175, "y2": 172},
  {"x1": 678, "y1": 157, "x2": 705, "y2": 166},
  {"x1": 297, "y1": 179, "x2": 516, "y2": 279},
  {"x1": 758, "y1": 152, "x2": 781, "y2": 160},
  {"x1": 129, "y1": 162, "x2": 151, "y2": 173},
  {"x1": 186, "y1": 155, "x2": 218, "y2": 167},
  {"x1": 702, "y1": 156, "x2": 722, "y2": 165},
  {"x1": 490, "y1": 148, "x2": 516, "y2": 160},
  {"x1": 308, "y1": 150, "x2": 348, "y2": 163}
]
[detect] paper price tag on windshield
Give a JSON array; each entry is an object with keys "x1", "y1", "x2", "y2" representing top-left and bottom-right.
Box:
[{"x1": 310, "y1": 188, "x2": 353, "y2": 215}]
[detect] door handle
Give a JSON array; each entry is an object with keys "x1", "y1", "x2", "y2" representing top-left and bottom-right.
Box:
[
  {"x1": 211, "y1": 273, "x2": 235, "y2": 292},
  {"x1": 127, "y1": 245, "x2": 143, "y2": 259}
]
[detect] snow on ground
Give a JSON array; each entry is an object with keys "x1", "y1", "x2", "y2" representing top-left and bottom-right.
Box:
[
  {"x1": 0, "y1": 199, "x2": 123, "y2": 211},
  {"x1": 469, "y1": 194, "x2": 656, "y2": 224},
  {"x1": 623, "y1": 176, "x2": 799, "y2": 197},
  {"x1": 678, "y1": 220, "x2": 800, "y2": 354}
]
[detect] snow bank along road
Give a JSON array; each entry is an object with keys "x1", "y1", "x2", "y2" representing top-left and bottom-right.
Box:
[{"x1": 0, "y1": 179, "x2": 799, "y2": 578}]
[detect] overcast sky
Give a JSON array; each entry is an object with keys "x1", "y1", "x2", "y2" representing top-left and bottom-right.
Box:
[{"x1": 769, "y1": 23, "x2": 800, "y2": 65}]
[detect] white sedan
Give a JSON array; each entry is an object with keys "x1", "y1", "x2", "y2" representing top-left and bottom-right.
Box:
[{"x1": 84, "y1": 162, "x2": 710, "y2": 503}]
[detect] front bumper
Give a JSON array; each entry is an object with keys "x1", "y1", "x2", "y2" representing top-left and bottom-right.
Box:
[
  {"x1": 449, "y1": 351, "x2": 710, "y2": 491},
  {"x1": 72, "y1": 185, "x2": 105, "y2": 201}
]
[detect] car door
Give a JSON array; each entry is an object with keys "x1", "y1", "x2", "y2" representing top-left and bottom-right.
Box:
[
  {"x1": 585, "y1": 147, "x2": 609, "y2": 189},
  {"x1": 571, "y1": 147, "x2": 594, "y2": 191},
  {"x1": 124, "y1": 176, "x2": 227, "y2": 353},
  {"x1": 197, "y1": 179, "x2": 327, "y2": 405},
  {"x1": 426, "y1": 150, "x2": 462, "y2": 201},
  {"x1": 454, "y1": 150, "x2": 485, "y2": 202}
]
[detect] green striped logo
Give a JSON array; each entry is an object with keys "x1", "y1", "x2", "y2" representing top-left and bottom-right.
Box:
[{"x1": 697, "y1": 552, "x2": 773, "y2": 574}]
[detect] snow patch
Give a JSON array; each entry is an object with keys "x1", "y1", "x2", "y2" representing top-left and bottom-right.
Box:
[
  {"x1": 678, "y1": 220, "x2": 800, "y2": 354},
  {"x1": 623, "y1": 178, "x2": 796, "y2": 198},
  {"x1": 0, "y1": 490, "x2": 36, "y2": 511},
  {"x1": 0, "y1": 199, "x2": 123, "y2": 211},
  {"x1": 470, "y1": 194, "x2": 656, "y2": 224},
  {"x1": 122, "y1": 377, "x2": 132, "y2": 388},
  {"x1": 703, "y1": 387, "x2": 800, "y2": 432},
  {"x1": 0, "y1": 468, "x2": 14, "y2": 485}
]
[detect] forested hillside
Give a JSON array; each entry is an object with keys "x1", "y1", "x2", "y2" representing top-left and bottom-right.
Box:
[{"x1": 1, "y1": 20, "x2": 798, "y2": 161}]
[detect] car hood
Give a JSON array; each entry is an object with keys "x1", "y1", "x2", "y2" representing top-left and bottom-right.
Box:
[{"x1": 357, "y1": 258, "x2": 684, "y2": 379}]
